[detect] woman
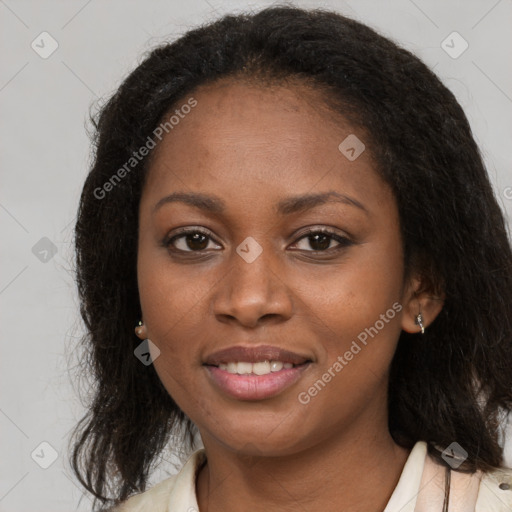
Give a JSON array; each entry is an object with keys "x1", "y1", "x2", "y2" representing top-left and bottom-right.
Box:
[{"x1": 70, "y1": 6, "x2": 512, "y2": 511}]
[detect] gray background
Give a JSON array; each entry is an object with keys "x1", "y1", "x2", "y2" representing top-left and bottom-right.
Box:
[{"x1": 1, "y1": 0, "x2": 511, "y2": 510}]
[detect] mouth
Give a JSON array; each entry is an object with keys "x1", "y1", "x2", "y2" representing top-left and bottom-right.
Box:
[
  {"x1": 204, "y1": 344, "x2": 311, "y2": 366},
  {"x1": 203, "y1": 345, "x2": 312, "y2": 401}
]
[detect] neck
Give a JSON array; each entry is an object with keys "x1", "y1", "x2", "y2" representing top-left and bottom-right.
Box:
[{"x1": 196, "y1": 423, "x2": 410, "y2": 512}]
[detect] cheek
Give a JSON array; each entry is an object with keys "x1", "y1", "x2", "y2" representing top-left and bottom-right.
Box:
[
  {"x1": 137, "y1": 243, "x2": 211, "y2": 339},
  {"x1": 137, "y1": 249, "x2": 208, "y2": 408},
  {"x1": 311, "y1": 244, "x2": 402, "y2": 312},
  {"x1": 295, "y1": 235, "x2": 404, "y2": 366},
  {"x1": 292, "y1": 248, "x2": 404, "y2": 426}
]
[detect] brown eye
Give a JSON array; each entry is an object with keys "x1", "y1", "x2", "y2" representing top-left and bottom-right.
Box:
[
  {"x1": 164, "y1": 229, "x2": 222, "y2": 252},
  {"x1": 292, "y1": 229, "x2": 353, "y2": 252},
  {"x1": 181, "y1": 232, "x2": 209, "y2": 251},
  {"x1": 306, "y1": 233, "x2": 332, "y2": 251}
]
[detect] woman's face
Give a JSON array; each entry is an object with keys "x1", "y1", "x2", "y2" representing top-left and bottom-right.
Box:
[{"x1": 137, "y1": 80, "x2": 417, "y2": 455}]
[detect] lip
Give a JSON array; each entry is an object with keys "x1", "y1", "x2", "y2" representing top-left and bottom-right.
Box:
[
  {"x1": 205, "y1": 362, "x2": 311, "y2": 401},
  {"x1": 203, "y1": 344, "x2": 311, "y2": 366},
  {"x1": 203, "y1": 344, "x2": 312, "y2": 401}
]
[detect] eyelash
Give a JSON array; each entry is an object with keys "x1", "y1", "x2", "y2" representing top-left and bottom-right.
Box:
[{"x1": 162, "y1": 227, "x2": 353, "y2": 255}]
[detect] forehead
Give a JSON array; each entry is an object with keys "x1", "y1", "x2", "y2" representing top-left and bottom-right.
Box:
[{"x1": 142, "y1": 80, "x2": 391, "y2": 214}]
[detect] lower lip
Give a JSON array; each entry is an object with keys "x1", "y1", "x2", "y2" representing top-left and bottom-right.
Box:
[{"x1": 205, "y1": 363, "x2": 311, "y2": 401}]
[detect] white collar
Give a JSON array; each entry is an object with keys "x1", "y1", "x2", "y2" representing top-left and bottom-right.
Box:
[
  {"x1": 383, "y1": 440, "x2": 427, "y2": 512},
  {"x1": 167, "y1": 441, "x2": 428, "y2": 512},
  {"x1": 118, "y1": 439, "x2": 512, "y2": 511}
]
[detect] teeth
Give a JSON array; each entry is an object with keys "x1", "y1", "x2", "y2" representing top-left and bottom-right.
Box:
[
  {"x1": 270, "y1": 361, "x2": 283, "y2": 372},
  {"x1": 253, "y1": 361, "x2": 270, "y2": 375},
  {"x1": 237, "y1": 362, "x2": 252, "y2": 374},
  {"x1": 217, "y1": 360, "x2": 298, "y2": 375}
]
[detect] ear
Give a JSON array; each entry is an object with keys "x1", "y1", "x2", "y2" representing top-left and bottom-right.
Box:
[
  {"x1": 135, "y1": 322, "x2": 148, "y2": 340},
  {"x1": 401, "y1": 275, "x2": 445, "y2": 334}
]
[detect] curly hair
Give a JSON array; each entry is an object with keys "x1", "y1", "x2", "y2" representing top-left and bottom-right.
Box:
[{"x1": 69, "y1": 5, "x2": 512, "y2": 511}]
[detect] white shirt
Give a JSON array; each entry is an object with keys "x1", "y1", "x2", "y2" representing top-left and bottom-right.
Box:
[{"x1": 115, "y1": 441, "x2": 512, "y2": 511}]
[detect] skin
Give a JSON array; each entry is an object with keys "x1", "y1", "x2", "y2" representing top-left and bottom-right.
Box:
[{"x1": 136, "y1": 79, "x2": 443, "y2": 512}]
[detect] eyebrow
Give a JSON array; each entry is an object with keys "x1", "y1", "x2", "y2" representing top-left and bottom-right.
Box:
[{"x1": 153, "y1": 191, "x2": 368, "y2": 216}]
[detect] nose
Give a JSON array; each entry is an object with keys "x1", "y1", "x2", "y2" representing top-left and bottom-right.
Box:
[{"x1": 212, "y1": 246, "x2": 294, "y2": 328}]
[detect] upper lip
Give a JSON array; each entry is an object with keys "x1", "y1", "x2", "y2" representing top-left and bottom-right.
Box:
[{"x1": 204, "y1": 345, "x2": 311, "y2": 366}]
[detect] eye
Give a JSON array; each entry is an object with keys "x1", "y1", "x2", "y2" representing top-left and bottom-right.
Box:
[
  {"x1": 164, "y1": 228, "x2": 222, "y2": 252},
  {"x1": 291, "y1": 228, "x2": 353, "y2": 252},
  {"x1": 163, "y1": 227, "x2": 353, "y2": 254}
]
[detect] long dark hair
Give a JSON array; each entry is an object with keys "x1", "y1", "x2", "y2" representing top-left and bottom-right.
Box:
[{"x1": 70, "y1": 5, "x2": 512, "y2": 510}]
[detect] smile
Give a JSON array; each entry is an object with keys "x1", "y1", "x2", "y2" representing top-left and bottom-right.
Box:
[
  {"x1": 203, "y1": 344, "x2": 313, "y2": 400},
  {"x1": 204, "y1": 361, "x2": 311, "y2": 401}
]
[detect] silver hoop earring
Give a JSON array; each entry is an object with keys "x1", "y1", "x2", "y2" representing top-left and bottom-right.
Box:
[{"x1": 415, "y1": 313, "x2": 425, "y2": 334}]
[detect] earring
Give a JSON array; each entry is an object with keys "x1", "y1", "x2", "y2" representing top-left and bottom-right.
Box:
[
  {"x1": 415, "y1": 313, "x2": 425, "y2": 334},
  {"x1": 135, "y1": 320, "x2": 145, "y2": 337}
]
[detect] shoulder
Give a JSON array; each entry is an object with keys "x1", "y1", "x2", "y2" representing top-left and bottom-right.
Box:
[
  {"x1": 476, "y1": 465, "x2": 512, "y2": 511},
  {"x1": 113, "y1": 474, "x2": 179, "y2": 512},
  {"x1": 111, "y1": 448, "x2": 206, "y2": 512},
  {"x1": 405, "y1": 442, "x2": 512, "y2": 512}
]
